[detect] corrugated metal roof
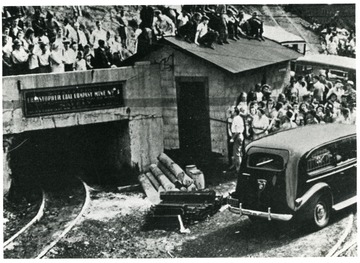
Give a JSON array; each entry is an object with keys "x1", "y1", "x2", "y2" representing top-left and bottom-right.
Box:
[{"x1": 164, "y1": 36, "x2": 302, "y2": 74}]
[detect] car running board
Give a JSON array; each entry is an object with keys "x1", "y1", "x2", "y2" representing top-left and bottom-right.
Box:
[{"x1": 333, "y1": 196, "x2": 357, "y2": 211}]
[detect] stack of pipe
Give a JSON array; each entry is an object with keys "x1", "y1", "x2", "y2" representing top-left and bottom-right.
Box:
[{"x1": 138, "y1": 153, "x2": 199, "y2": 203}]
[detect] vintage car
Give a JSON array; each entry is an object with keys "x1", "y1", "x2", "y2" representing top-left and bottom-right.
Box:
[{"x1": 228, "y1": 124, "x2": 356, "y2": 229}]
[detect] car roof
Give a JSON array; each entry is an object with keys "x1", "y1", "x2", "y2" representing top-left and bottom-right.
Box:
[
  {"x1": 246, "y1": 124, "x2": 356, "y2": 156},
  {"x1": 296, "y1": 54, "x2": 356, "y2": 71}
]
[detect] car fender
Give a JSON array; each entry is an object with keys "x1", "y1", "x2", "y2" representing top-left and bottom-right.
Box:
[{"x1": 294, "y1": 182, "x2": 333, "y2": 215}]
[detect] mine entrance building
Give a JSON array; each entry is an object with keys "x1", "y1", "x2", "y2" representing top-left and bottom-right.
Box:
[
  {"x1": 3, "y1": 36, "x2": 301, "y2": 193},
  {"x1": 122, "y1": 36, "x2": 302, "y2": 164}
]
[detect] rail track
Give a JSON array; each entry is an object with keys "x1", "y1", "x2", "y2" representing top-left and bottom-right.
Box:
[{"x1": 3, "y1": 176, "x2": 90, "y2": 259}]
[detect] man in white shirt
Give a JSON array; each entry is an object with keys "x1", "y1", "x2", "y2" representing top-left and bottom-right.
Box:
[
  {"x1": 230, "y1": 107, "x2": 245, "y2": 172},
  {"x1": 63, "y1": 39, "x2": 76, "y2": 71},
  {"x1": 38, "y1": 43, "x2": 51, "y2": 73},
  {"x1": 74, "y1": 22, "x2": 88, "y2": 50},
  {"x1": 194, "y1": 15, "x2": 219, "y2": 50},
  {"x1": 90, "y1": 20, "x2": 107, "y2": 49},
  {"x1": 313, "y1": 75, "x2": 326, "y2": 103}
]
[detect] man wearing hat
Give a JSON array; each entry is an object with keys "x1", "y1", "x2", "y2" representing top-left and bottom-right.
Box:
[{"x1": 194, "y1": 15, "x2": 219, "y2": 49}]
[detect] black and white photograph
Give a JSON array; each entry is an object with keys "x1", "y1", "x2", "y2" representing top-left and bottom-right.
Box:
[{"x1": 2, "y1": 0, "x2": 358, "y2": 259}]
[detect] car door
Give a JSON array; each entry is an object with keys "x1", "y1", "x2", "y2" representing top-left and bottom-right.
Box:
[{"x1": 332, "y1": 136, "x2": 357, "y2": 203}]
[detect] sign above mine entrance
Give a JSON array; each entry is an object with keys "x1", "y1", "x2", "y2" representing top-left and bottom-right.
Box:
[{"x1": 22, "y1": 82, "x2": 124, "y2": 117}]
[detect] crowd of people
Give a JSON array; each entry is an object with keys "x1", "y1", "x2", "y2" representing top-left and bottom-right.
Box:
[
  {"x1": 2, "y1": 6, "x2": 136, "y2": 76},
  {"x1": 227, "y1": 71, "x2": 356, "y2": 172},
  {"x1": 2, "y1": 5, "x2": 266, "y2": 76},
  {"x1": 304, "y1": 10, "x2": 356, "y2": 58},
  {"x1": 320, "y1": 26, "x2": 356, "y2": 58}
]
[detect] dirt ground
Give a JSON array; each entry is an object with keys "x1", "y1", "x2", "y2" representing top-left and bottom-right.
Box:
[{"x1": 44, "y1": 187, "x2": 356, "y2": 258}]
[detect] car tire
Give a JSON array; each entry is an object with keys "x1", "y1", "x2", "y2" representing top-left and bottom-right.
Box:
[{"x1": 312, "y1": 196, "x2": 330, "y2": 229}]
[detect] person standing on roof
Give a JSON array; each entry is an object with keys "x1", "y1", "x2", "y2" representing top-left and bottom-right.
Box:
[{"x1": 194, "y1": 15, "x2": 219, "y2": 49}]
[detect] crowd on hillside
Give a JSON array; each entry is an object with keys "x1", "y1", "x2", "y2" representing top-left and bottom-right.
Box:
[
  {"x1": 305, "y1": 10, "x2": 356, "y2": 58},
  {"x1": 320, "y1": 26, "x2": 356, "y2": 58},
  {"x1": 2, "y1": 5, "x2": 266, "y2": 76},
  {"x1": 227, "y1": 70, "x2": 356, "y2": 172}
]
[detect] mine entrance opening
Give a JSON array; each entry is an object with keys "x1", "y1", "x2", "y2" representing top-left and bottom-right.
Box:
[{"x1": 9, "y1": 120, "x2": 135, "y2": 194}]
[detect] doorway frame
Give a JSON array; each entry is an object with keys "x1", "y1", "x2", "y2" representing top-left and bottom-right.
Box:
[{"x1": 175, "y1": 76, "x2": 211, "y2": 154}]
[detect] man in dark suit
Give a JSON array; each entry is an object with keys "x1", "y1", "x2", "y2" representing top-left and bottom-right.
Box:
[{"x1": 93, "y1": 39, "x2": 111, "y2": 69}]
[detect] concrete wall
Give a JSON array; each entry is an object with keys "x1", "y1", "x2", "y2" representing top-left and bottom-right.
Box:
[
  {"x1": 2, "y1": 63, "x2": 164, "y2": 175},
  {"x1": 144, "y1": 45, "x2": 291, "y2": 158}
]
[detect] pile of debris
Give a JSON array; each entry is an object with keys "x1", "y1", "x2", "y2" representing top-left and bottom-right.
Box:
[{"x1": 138, "y1": 153, "x2": 205, "y2": 204}]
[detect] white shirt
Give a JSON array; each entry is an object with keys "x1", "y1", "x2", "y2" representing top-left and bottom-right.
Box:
[
  {"x1": 49, "y1": 50, "x2": 65, "y2": 73},
  {"x1": 196, "y1": 22, "x2": 208, "y2": 39},
  {"x1": 28, "y1": 53, "x2": 39, "y2": 70},
  {"x1": 153, "y1": 14, "x2": 176, "y2": 36},
  {"x1": 252, "y1": 114, "x2": 269, "y2": 134},
  {"x1": 91, "y1": 28, "x2": 107, "y2": 48},
  {"x1": 177, "y1": 13, "x2": 189, "y2": 28},
  {"x1": 65, "y1": 24, "x2": 78, "y2": 44},
  {"x1": 38, "y1": 50, "x2": 51, "y2": 66},
  {"x1": 231, "y1": 115, "x2": 244, "y2": 134},
  {"x1": 63, "y1": 48, "x2": 76, "y2": 64},
  {"x1": 75, "y1": 58, "x2": 87, "y2": 71},
  {"x1": 11, "y1": 47, "x2": 29, "y2": 64},
  {"x1": 255, "y1": 92, "x2": 263, "y2": 102}
]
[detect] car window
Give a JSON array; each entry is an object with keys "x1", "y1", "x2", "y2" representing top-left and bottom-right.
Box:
[
  {"x1": 248, "y1": 152, "x2": 284, "y2": 171},
  {"x1": 306, "y1": 136, "x2": 356, "y2": 175},
  {"x1": 334, "y1": 136, "x2": 357, "y2": 164},
  {"x1": 306, "y1": 147, "x2": 334, "y2": 173}
]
